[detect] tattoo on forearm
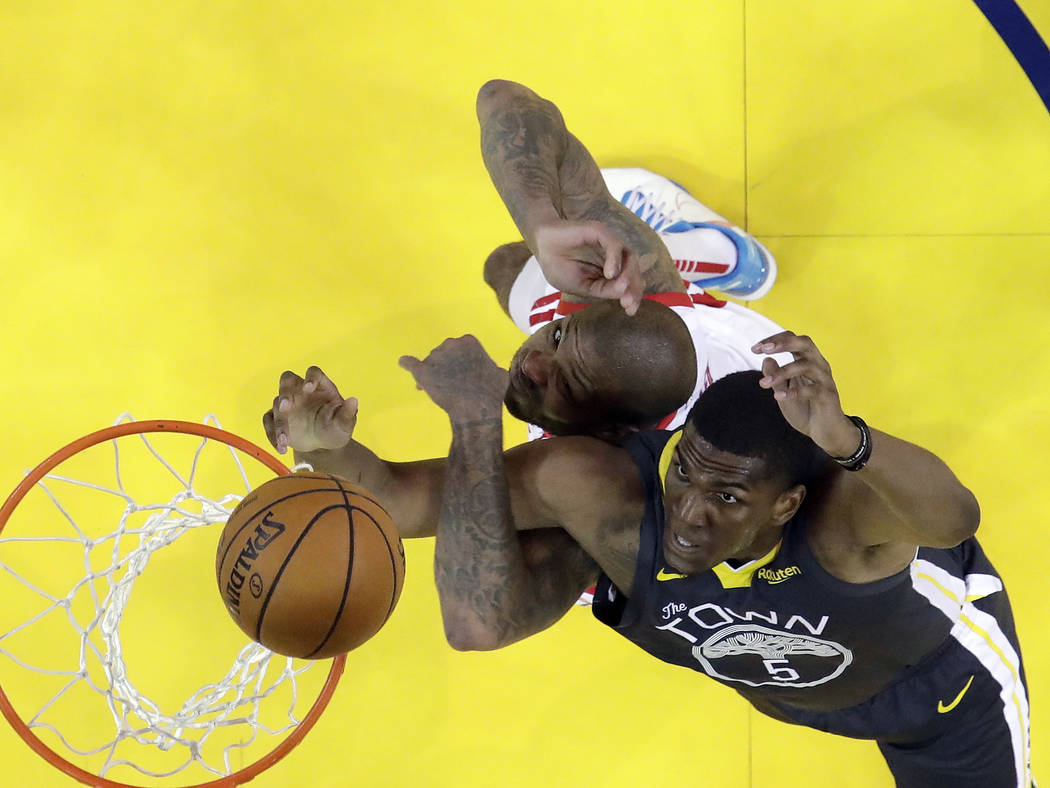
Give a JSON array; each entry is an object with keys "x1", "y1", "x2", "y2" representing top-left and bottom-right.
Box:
[
  {"x1": 580, "y1": 198, "x2": 682, "y2": 294},
  {"x1": 481, "y1": 98, "x2": 566, "y2": 231},
  {"x1": 480, "y1": 88, "x2": 682, "y2": 295},
  {"x1": 558, "y1": 138, "x2": 680, "y2": 293},
  {"x1": 434, "y1": 422, "x2": 593, "y2": 645}
]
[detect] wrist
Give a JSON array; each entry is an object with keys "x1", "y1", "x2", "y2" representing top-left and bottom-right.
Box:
[
  {"x1": 449, "y1": 413, "x2": 503, "y2": 431},
  {"x1": 524, "y1": 213, "x2": 566, "y2": 252},
  {"x1": 292, "y1": 446, "x2": 330, "y2": 469},
  {"x1": 293, "y1": 431, "x2": 358, "y2": 462},
  {"x1": 827, "y1": 415, "x2": 873, "y2": 472},
  {"x1": 823, "y1": 415, "x2": 863, "y2": 458},
  {"x1": 447, "y1": 396, "x2": 504, "y2": 431}
]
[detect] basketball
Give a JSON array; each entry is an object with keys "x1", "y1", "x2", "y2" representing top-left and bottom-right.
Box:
[{"x1": 216, "y1": 472, "x2": 405, "y2": 659}]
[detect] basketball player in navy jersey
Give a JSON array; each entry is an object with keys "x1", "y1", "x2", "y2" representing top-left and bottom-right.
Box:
[{"x1": 264, "y1": 328, "x2": 1032, "y2": 787}]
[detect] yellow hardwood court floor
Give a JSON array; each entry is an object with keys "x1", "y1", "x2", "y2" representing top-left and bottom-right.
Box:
[{"x1": 0, "y1": 1, "x2": 1046, "y2": 785}]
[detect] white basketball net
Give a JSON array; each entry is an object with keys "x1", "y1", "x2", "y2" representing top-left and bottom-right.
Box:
[{"x1": 0, "y1": 415, "x2": 325, "y2": 785}]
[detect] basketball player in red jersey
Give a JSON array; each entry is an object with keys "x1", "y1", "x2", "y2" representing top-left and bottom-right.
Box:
[
  {"x1": 263, "y1": 79, "x2": 782, "y2": 452},
  {"x1": 468, "y1": 79, "x2": 786, "y2": 445}
]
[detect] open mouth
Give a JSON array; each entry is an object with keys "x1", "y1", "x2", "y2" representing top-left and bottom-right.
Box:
[
  {"x1": 665, "y1": 523, "x2": 705, "y2": 559},
  {"x1": 663, "y1": 527, "x2": 710, "y2": 574}
]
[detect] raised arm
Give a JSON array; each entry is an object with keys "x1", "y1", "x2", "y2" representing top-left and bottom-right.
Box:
[
  {"x1": 477, "y1": 79, "x2": 684, "y2": 311},
  {"x1": 753, "y1": 332, "x2": 980, "y2": 566},
  {"x1": 399, "y1": 335, "x2": 643, "y2": 650}
]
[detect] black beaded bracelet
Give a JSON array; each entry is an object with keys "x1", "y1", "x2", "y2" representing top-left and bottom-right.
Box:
[{"x1": 831, "y1": 415, "x2": 872, "y2": 472}]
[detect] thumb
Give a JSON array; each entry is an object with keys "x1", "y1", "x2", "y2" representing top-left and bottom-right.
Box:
[
  {"x1": 760, "y1": 356, "x2": 781, "y2": 382},
  {"x1": 336, "y1": 397, "x2": 359, "y2": 431},
  {"x1": 619, "y1": 290, "x2": 640, "y2": 316},
  {"x1": 398, "y1": 355, "x2": 425, "y2": 390}
]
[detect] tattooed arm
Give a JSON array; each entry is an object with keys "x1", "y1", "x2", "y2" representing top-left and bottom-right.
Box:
[
  {"x1": 401, "y1": 335, "x2": 644, "y2": 650},
  {"x1": 476, "y1": 79, "x2": 684, "y2": 308},
  {"x1": 435, "y1": 417, "x2": 599, "y2": 649}
]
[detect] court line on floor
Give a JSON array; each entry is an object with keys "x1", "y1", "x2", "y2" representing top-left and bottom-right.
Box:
[{"x1": 973, "y1": 0, "x2": 1050, "y2": 114}]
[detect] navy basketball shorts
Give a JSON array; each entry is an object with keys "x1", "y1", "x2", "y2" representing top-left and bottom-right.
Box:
[{"x1": 768, "y1": 626, "x2": 1033, "y2": 787}]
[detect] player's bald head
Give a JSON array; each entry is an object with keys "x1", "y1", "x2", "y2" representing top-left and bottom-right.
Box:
[{"x1": 504, "y1": 300, "x2": 697, "y2": 441}]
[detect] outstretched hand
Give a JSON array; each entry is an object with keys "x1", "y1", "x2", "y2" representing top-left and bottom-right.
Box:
[
  {"x1": 752, "y1": 332, "x2": 863, "y2": 458},
  {"x1": 532, "y1": 219, "x2": 643, "y2": 315},
  {"x1": 399, "y1": 335, "x2": 509, "y2": 425},
  {"x1": 262, "y1": 366, "x2": 358, "y2": 454}
]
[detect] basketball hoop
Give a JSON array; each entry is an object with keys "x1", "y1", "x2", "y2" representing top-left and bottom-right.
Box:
[{"x1": 0, "y1": 416, "x2": 346, "y2": 787}]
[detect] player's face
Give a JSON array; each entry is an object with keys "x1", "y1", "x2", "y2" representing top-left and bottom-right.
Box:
[
  {"x1": 504, "y1": 315, "x2": 606, "y2": 435},
  {"x1": 661, "y1": 426, "x2": 796, "y2": 575}
]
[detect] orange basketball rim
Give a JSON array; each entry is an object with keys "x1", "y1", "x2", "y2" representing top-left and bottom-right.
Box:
[{"x1": 0, "y1": 419, "x2": 346, "y2": 788}]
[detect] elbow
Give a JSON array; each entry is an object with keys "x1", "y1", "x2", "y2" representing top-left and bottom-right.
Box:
[
  {"x1": 443, "y1": 620, "x2": 504, "y2": 652},
  {"x1": 483, "y1": 241, "x2": 532, "y2": 297},
  {"x1": 936, "y1": 488, "x2": 981, "y2": 548},
  {"x1": 476, "y1": 79, "x2": 528, "y2": 121},
  {"x1": 956, "y1": 488, "x2": 981, "y2": 542}
]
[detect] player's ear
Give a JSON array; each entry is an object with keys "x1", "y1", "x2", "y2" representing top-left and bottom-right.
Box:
[{"x1": 772, "y1": 484, "x2": 806, "y2": 526}]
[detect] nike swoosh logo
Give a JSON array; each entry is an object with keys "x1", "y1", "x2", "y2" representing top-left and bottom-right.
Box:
[
  {"x1": 937, "y1": 674, "x2": 975, "y2": 713},
  {"x1": 656, "y1": 568, "x2": 688, "y2": 582}
]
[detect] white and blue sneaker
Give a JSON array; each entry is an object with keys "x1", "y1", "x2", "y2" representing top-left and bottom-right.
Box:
[{"x1": 599, "y1": 167, "x2": 777, "y2": 301}]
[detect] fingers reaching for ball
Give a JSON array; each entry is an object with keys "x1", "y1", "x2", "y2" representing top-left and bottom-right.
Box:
[{"x1": 263, "y1": 366, "x2": 358, "y2": 455}]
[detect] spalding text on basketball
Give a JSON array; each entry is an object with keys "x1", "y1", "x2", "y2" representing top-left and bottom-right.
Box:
[{"x1": 224, "y1": 512, "x2": 286, "y2": 619}]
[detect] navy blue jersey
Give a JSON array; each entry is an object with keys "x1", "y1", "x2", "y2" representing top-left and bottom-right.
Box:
[{"x1": 593, "y1": 430, "x2": 1032, "y2": 785}]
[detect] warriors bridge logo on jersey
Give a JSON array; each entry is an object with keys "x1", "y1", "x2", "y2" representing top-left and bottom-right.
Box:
[{"x1": 657, "y1": 602, "x2": 853, "y2": 688}]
